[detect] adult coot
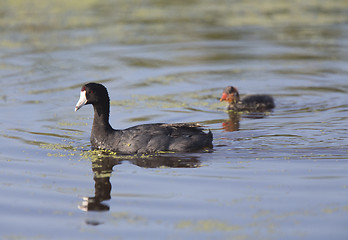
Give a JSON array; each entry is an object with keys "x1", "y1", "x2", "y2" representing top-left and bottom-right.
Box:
[
  {"x1": 220, "y1": 86, "x2": 275, "y2": 112},
  {"x1": 75, "y1": 83, "x2": 213, "y2": 154}
]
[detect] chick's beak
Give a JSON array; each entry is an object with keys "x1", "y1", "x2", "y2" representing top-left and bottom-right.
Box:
[
  {"x1": 220, "y1": 92, "x2": 228, "y2": 102},
  {"x1": 75, "y1": 90, "x2": 87, "y2": 111}
]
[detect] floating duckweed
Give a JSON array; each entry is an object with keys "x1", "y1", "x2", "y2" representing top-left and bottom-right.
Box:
[
  {"x1": 110, "y1": 99, "x2": 137, "y2": 108},
  {"x1": 156, "y1": 151, "x2": 176, "y2": 154},
  {"x1": 322, "y1": 207, "x2": 339, "y2": 214},
  {"x1": 40, "y1": 143, "x2": 77, "y2": 151},
  {"x1": 78, "y1": 148, "x2": 181, "y2": 163},
  {"x1": 176, "y1": 220, "x2": 241, "y2": 232},
  {"x1": 111, "y1": 212, "x2": 147, "y2": 224},
  {"x1": 58, "y1": 121, "x2": 88, "y2": 127},
  {"x1": 47, "y1": 153, "x2": 67, "y2": 157},
  {"x1": 94, "y1": 172, "x2": 112, "y2": 178}
]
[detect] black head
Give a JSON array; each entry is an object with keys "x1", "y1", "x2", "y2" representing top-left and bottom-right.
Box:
[
  {"x1": 75, "y1": 83, "x2": 110, "y2": 111},
  {"x1": 220, "y1": 86, "x2": 240, "y2": 103}
]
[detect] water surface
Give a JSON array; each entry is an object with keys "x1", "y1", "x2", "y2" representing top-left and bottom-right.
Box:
[{"x1": 0, "y1": 0, "x2": 348, "y2": 239}]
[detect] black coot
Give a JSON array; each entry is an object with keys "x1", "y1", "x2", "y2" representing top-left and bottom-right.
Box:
[
  {"x1": 75, "y1": 83, "x2": 213, "y2": 154},
  {"x1": 220, "y1": 86, "x2": 275, "y2": 112}
]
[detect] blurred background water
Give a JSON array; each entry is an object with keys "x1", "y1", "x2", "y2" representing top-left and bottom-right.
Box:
[{"x1": 0, "y1": 0, "x2": 348, "y2": 239}]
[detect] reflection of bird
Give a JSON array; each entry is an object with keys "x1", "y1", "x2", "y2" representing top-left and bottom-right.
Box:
[
  {"x1": 222, "y1": 112, "x2": 240, "y2": 132},
  {"x1": 78, "y1": 153, "x2": 202, "y2": 213},
  {"x1": 220, "y1": 86, "x2": 275, "y2": 112},
  {"x1": 75, "y1": 83, "x2": 213, "y2": 154}
]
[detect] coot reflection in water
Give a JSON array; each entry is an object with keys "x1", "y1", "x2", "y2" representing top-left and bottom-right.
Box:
[{"x1": 78, "y1": 152, "x2": 202, "y2": 213}]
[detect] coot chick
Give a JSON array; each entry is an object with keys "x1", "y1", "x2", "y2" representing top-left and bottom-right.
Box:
[
  {"x1": 220, "y1": 86, "x2": 275, "y2": 112},
  {"x1": 75, "y1": 83, "x2": 213, "y2": 154}
]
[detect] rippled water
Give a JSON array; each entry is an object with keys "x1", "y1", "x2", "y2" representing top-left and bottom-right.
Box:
[{"x1": 1, "y1": 0, "x2": 348, "y2": 239}]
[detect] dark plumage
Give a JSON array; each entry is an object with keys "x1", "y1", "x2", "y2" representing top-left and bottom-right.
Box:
[
  {"x1": 75, "y1": 83, "x2": 213, "y2": 154},
  {"x1": 220, "y1": 86, "x2": 275, "y2": 112}
]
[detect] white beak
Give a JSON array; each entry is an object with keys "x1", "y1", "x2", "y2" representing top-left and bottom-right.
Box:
[{"x1": 75, "y1": 90, "x2": 87, "y2": 111}]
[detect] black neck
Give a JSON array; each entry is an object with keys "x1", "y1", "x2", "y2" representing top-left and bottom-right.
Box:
[{"x1": 92, "y1": 102, "x2": 113, "y2": 132}]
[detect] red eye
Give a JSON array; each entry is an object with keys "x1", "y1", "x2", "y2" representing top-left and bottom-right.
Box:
[{"x1": 90, "y1": 90, "x2": 93, "y2": 94}]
